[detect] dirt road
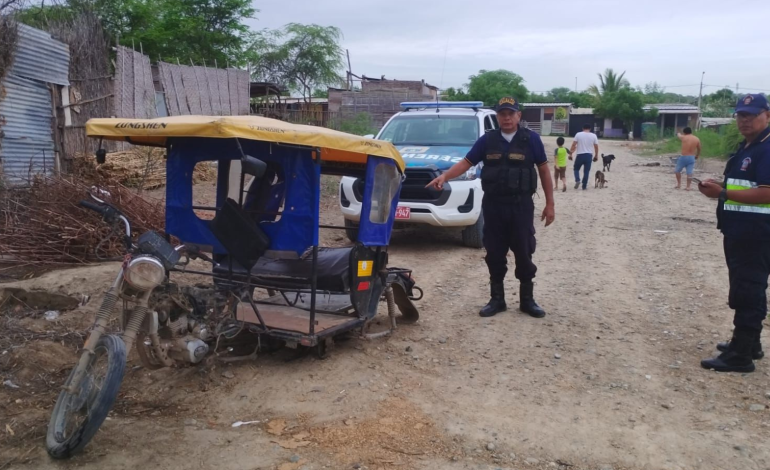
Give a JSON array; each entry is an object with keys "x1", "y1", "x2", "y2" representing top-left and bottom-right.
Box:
[{"x1": 2, "y1": 138, "x2": 769, "y2": 470}]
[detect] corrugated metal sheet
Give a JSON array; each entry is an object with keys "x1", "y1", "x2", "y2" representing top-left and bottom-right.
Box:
[
  {"x1": 570, "y1": 107, "x2": 594, "y2": 115},
  {"x1": 644, "y1": 103, "x2": 699, "y2": 112},
  {"x1": 0, "y1": 74, "x2": 55, "y2": 185},
  {"x1": 11, "y1": 24, "x2": 70, "y2": 86},
  {"x1": 520, "y1": 102, "x2": 573, "y2": 107}
]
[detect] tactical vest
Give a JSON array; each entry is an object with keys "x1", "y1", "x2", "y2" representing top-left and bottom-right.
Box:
[
  {"x1": 480, "y1": 128, "x2": 538, "y2": 199},
  {"x1": 717, "y1": 127, "x2": 770, "y2": 240}
]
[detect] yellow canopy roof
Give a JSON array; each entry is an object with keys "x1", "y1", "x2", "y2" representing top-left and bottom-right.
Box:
[{"x1": 86, "y1": 115, "x2": 404, "y2": 172}]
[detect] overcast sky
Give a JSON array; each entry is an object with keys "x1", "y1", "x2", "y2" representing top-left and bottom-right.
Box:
[{"x1": 247, "y1": 0, "x2": 770, "y2": 98}]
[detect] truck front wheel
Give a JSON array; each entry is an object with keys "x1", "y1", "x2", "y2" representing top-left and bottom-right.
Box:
[
  {"x1": 461, "y1": 213, "x2": 484, "y2": 248},
  {"x1": 344, "y1": 219, "x2": 359, "y2": 243}
]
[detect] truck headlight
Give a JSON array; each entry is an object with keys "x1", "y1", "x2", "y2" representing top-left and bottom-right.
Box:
[
  {"x1": 452, "y1": 166, "x2": 479, "y2": 181},
  {"x1": 124, "y1": 256, "x2": 165, "y2": 291}
]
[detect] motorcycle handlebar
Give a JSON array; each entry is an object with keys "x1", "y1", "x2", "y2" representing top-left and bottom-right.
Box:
[
  {"x1": 78, "y1": 200, "x2": 108, "y2": 215},
  {"x1": 78, "y1": 199, "x2": 133, "y2": 251}
]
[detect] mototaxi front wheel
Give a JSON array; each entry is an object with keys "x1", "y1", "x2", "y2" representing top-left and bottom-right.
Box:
[{"x1": 46, "y1": 334, "x2": 127, "y2": 459}]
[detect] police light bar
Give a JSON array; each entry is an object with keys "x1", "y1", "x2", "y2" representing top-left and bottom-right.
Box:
[{"x1": 400, "y1": 101, "x2": 484, "y2": 109}]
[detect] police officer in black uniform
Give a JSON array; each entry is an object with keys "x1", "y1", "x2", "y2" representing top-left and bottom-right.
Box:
[
  {"x1": 427, "y1": 97, "x2": 555, "y2": 318},
  {"x1": 699, "y1": 93, "x2": 770, "y2": 373}
]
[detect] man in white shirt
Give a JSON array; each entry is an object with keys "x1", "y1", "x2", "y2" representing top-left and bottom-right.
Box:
[{"x1": 569, "y1": 124, "x2": 600, "y2": 190}]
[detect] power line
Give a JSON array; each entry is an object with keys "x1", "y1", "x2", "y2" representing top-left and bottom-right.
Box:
[
  {"x1": 656, "y1": 84, "x2": 701, "y2": 88},
  {"x1": 703, "y1": 84, "x2": 770, "y2": 93}
]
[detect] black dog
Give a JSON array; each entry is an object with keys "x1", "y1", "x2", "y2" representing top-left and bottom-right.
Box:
[{"x1": 602, "y1": 153, "x2": 616, "y2": 172}]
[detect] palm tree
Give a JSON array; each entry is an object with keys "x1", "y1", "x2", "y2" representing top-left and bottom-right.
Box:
[{"x1": 588, "y1": 69, "x2": 630, "y2": 97}]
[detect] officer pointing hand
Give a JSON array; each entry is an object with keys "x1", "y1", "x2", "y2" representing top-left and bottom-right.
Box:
[{"x1": 426, "y1": 97, "x2": 555, "y2": 318}]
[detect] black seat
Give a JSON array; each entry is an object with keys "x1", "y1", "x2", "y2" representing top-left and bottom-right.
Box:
[
  {"x1": 214, "y1": 246, "x2": 353, "y2": 292},
  {"x1": 209, "y1": 198, "x2": 270, "y2": 271}
]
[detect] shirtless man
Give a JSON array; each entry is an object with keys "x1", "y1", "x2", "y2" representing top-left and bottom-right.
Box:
[{"x1": 674, "y1": 127, "x2": 701, "y2": 190}]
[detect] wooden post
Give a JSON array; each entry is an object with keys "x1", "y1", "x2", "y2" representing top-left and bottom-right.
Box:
[
  {"x1": 191, "y1": 58, "x2": 206, "y2": 115},
  {"x1": 48, "y1": 84, "x2": 62, "y2": 175},
  {"x1": 540, "y1": 107, "x2": 545, "y2": 134},
  {"x1": 176, "y1": 58, "x2": 192, "y2": 115},
  {"x1": 660, "y1": 114, "x2": 665, "y2": 139},
  {"x1": 202, "y1": 59, "x2": 215, "y2": 115},
  {"x1": 214, "y1": 59, "x2": 223, "y2": 115}
]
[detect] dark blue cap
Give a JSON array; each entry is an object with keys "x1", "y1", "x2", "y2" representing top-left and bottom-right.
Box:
[
  {"x1": 735, "y1": 94, "x2": 770, "y2": 115},
  {"x1": 495, "y1": 96, "x2": 520, "y2": 112}
]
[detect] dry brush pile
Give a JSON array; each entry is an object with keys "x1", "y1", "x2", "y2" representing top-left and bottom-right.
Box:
[
  {"x1": 73, "y1": 148, "x2": 217, "y2": 190},
  {"x1": 0, "y1": 176, "x2": 166, "y2": 269}
]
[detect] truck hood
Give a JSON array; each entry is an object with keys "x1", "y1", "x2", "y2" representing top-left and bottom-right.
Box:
[{"x1": 396, "y1": 145, "x2": 471, "y2": 171}]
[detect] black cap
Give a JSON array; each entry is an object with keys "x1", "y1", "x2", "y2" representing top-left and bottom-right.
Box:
[{"x1": 495, "y1": 96, "x2": 520, "y2": 112}]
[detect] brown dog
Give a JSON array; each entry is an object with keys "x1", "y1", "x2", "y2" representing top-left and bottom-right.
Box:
[{"x1": 595, "y1": 170, "x2": 608, "y2": 189}]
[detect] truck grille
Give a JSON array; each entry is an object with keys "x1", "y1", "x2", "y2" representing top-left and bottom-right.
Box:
[
  {"x1": 351, "y1": 167, "x2": 451, "y2": 205},
  {"x1": 399, "y1": 167, "x2": 451, "y2": 205}
]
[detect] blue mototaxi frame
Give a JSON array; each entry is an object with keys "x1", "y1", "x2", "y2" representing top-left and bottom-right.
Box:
[{"x1": 163, "y1": 136, "x2": 406, "y2": 347}]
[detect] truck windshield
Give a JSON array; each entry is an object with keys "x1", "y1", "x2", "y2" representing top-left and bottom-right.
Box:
[{"x1": 378, "y1": 115, "x2": 479, "y2": 146}]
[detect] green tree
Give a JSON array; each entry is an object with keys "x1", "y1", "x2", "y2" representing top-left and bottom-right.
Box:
[
  {"x1": 459, "y1": 69, "x2": 529, "y2": 106},
  {"x1": 17, "y1": 0, "x2": 256, "y2": 66},
  {"x1": 594, "y1": 87, "x2": 649, "y2": 129},
  {"x1": 588, "y1": 68, "x2": 629, "y2": 97},
  {"x1": 541, "y1": 88, "x2": 596, "y2": 108},
  {"x1": 443, "y1": 86, "x2": 470, "y2": 101},
  {"x1": 312, "y1": 89, "x2": 329, "y2": 98},
  {"x1": 641, "y1": 81, "x2": 666, "y2": 104},
  {"x1": 548, "y1": 87, "x2": 573, "y2": 102},
  {"x1": 703, "y1": 88, "x2": 737, "y2": 117},
  {"x1": 527, "y1": 93, "x2": 551, "y2": 103},
  {"x1": 249, "y1": 23, "x2": 344, "y2": 103}
]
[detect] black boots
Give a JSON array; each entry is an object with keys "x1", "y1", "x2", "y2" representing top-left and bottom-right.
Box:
[
  {"x1": 716, "y1": 328, "x2": 764, "y2": 360},
  {"x1": 479, "y1": 281, "x2": 546, "y2": 318},
  {"x1": 701, "y1": 326, "x2": 758, "y2": 373},
  {"x1": 520, "y1": 282, "x2": 546, "y2": 318},
  {"x1": 479, "y1": 282, "x2": 506, "y2": 317}
]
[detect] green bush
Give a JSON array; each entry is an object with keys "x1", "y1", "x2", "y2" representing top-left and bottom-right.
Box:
[
  {"x1": 642, "y1": 124, "x2": 659, "y2": 142},
  {"x1": 721, "y1": 121, "x2": 741, "y2": 156},
  {"x1": 337, "y1": 113, "x2": 378, "y2": 136}
]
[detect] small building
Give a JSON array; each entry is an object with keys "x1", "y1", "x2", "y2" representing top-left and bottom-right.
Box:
[
  {"x1": 250, "y1": 82, "x2": 286, "y2": 101},
  {"x1": 519, "y1": 102, "x2": 572, "y2": 135},
  {"x1": 327, "y1": 76, "x2": 437, "y2": 129},
  {"x1": 643, "y1": 104, "x2": 700, "y2": 138},
  {"x1": 360, "y1": 76, "x2": 439, "y2": 98},
  {"x1": 253, "y1": 96, "x2": 330, "y2": 126},
  {"x1": 568, "y1": 108, "x2": 602, "y2": 137}
]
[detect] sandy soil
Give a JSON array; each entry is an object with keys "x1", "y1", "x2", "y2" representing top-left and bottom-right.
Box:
[{"x1": 2, "y1": 137, "x2": 769, "y2": 470}]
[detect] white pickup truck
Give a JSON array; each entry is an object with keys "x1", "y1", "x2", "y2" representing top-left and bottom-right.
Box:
[{"x1": 339, "y1": 101, "x2": 501, "y2": 248}]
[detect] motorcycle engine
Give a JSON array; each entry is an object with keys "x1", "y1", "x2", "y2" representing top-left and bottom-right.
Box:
[{"x1": 148, "y1": 284, "x2": 215, "y2": 364}]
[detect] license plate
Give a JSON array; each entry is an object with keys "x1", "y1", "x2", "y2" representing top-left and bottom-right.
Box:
[{"x1": 395, "y1": 206, "x2": 411, "y2": 220}]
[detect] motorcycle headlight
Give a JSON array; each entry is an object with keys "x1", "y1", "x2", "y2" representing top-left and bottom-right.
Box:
[{"x1": 124, "y1": 256, "x2": 165, "y2": 291}]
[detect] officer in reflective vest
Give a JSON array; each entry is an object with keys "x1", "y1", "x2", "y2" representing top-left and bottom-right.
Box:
[
  {"x1": 427, "y1": 97, "x2": 555, "y2": 318},
  {"x1": 698, "y1": 93, "x2": 770, "y2": 373}
]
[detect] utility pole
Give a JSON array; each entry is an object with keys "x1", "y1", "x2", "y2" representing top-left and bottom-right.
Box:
[
  {"x1": 736, "y1": 82, "x2": 739, "y2": 95},
  {"x1": 346, "y1": 49, "x2": 352, "y2": 91},
  {"x1": 696, "y1": 71, "x2": 705, "y2": 130},
  {"x1": 575, "y1": 77, "x2": 577, "y2": 93}
]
